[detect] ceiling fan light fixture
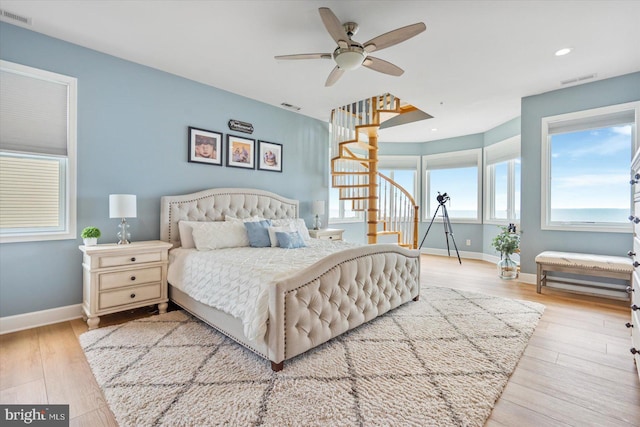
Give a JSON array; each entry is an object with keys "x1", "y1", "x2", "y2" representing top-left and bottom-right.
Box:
[{"x1": 334, "y1": 48, "x2": 366, "y2": 70}]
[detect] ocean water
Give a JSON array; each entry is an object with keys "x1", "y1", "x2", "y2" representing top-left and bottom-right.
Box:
[{"x1": 550, "y1": 208, "x2": 628, "y2": 223}]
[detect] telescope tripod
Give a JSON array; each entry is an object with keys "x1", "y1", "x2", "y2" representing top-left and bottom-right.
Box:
[{"x1": 419, "y1": 202, "x2": 462, "y2": 264}]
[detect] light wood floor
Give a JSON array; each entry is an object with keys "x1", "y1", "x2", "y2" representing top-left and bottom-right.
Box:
[{"x1": 1, "y1": 254, "x2": 639, "y2": 426}]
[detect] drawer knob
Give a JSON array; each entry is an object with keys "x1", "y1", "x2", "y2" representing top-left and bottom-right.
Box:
[
  {"x1": 628, "y1": 250, "x2": 636, "y2": 258},
  {"x1": 632, "y1": 348, "x2": 639, "y2": 355},
  {"x1": 130, "y1": 276, "x2": 136, "y2": 281},
  {"x1": 626, "y1": 322, "x2": 634, "y2": 328},
  {"x1": 627, "y1": 286, "x2": 635, "y2": 294},
  {"x1": 631, "y1": 304, "x2": 639, "y2": 311},
  {"x1": 130, "y1": 257, "x2": 136, "y2": 262},
  {"x1": 634, "y1": 262, "x2": 640, "y2": 268},
  {"x1": 130, "y1": 293, "x2": 136, "y2": 299}
]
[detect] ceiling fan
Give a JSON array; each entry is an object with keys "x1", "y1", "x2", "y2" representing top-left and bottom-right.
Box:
[{"x1": 275, "y1": 7, "x2": 426, "y2": 87}]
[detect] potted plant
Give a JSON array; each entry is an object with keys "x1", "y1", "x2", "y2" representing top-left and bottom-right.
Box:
[
  {"x1": 81, "y1": 226, "x2": 101, "y2": 246},
  {"x1": 491, "y1": 225, "x2": 520, "y2": 279}
]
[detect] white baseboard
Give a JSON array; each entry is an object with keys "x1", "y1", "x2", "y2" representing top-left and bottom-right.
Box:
[
  {"x1": 420, "y1": 248, "x2": 538, "y2": 286},
  {"x1": 419, "y1": 247, "x2": 486, "y2": 260},
  {"x1": 0, "y1": 304, "x2": 83, "y2": 335}
]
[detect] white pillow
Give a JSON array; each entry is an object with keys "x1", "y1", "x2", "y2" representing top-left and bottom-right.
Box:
[
  {"x1": 268, "y1": 224, "x2": 296, "y2": 247},
  {"x1": 190, "y1": 221, "x2": 249, "y2": 250},
  {"x1": 272, "y1": 218, "x2": 311, "y2": 241},
  {"x1": 178, "y1": 220, "x2": 200, "y2": 249}
]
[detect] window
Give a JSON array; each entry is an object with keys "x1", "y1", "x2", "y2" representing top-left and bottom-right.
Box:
[
  {"x1": 0, "y1": 60, "x2": 77, "y2": 243},
  {"x1": 484, "y1": 136, "x2": 521, "y2": 224},
  {"x1": 541, "y1": 102, "x2": 638, "y2": 232},
  {"x1": 379, "y1": 155, "x2": 419, "y2": 220},
  {"x1": 423, "y1": 149, "x2": 482, "y2": 223},
  {"x1": 329, "y1": 186, "x2": 364, "y2": 222}
]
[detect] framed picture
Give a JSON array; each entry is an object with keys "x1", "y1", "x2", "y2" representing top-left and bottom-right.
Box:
[
  {"x1": 188, "y1": 126, "x2": 223, "y2": 166},
  {"x1": 226, "y1": 134, "x2": 255, "y2": 169},
  {"x1": 257, "y1": 140, "x2": 283, "y2": 172}
]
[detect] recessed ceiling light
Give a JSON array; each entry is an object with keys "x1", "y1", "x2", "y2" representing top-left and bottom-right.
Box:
[
  {"x1": 555, "y1": 48, "x2": 572, "y2": 56},
  {"x1": 431, "y1": 128, "x2": 438, "y2": 132}
]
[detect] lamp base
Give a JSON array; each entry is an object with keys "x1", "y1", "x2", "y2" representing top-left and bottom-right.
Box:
[
  {"x1": 117, "y1": 218, "x2": 132, "y2": 244},
  {"x1": 313, "y1": 215, "x2": 322, "y2": 230}
]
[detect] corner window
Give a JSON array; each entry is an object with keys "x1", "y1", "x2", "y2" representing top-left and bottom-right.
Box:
[
  {"x1": 541, "y1": 102, "x2": 638, "y2": 232},
  {"x1": 423, "y1": 149, "x2": 482, "y2": 223},
  {"x1": 484, "y1": 136, "x2": 521, "y2": 224},
  {"x1": 0, "y1": 61, "x2": 77, "y2": 243}
]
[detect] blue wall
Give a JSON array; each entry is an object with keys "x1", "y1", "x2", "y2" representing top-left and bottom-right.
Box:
[{"x1": 0, "y1": 23, "x2": 329, "y2": 317}]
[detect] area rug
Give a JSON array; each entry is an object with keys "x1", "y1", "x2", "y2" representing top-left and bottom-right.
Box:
[{"x1": 79, "y1": 287, "x2": 544, "y2": 426}]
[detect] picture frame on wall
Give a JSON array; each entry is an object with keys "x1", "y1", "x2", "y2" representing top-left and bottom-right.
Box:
[
  {"x1": 188, "y1": 126, "x2": 223, "y2": 166},
  {"x1": 257, "y1": 140, "x2": 283, "y2": 173},
  {"x1": 226, "y1": 134, "x2": 255, "y2": 169}
]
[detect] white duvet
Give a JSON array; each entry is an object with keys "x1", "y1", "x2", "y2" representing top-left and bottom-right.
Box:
[{"x1": 167, "y1": 239, "x2": 358, "y2": 344}]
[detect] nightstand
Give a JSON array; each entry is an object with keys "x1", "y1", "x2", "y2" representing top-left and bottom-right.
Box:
[
  {"x1": 79, "y1": 240, "x2": 173, "y2": 329},
  {"x1": 308, "y1": 228, "x2": 344, "y2": 241}
]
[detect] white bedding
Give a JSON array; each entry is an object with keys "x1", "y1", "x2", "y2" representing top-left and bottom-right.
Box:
[{"x1": 167, "y1": 239, "x2": 359, "y2": 344}]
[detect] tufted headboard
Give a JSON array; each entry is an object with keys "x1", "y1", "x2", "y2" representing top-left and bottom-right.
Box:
[{"x1": 160, "y1": 188, "x2": 299, "y2": 247}]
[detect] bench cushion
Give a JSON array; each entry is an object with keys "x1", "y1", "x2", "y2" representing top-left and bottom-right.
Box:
[{"x1": 535, "y1": 251, "x2": 633, "y2": 274}]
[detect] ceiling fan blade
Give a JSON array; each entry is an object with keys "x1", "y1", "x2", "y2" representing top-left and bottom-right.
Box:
[
  {"x1": 363, "y1": 22, "x2": 426, "y2": 53},
  {"x1": 274, "y1": 53, "x2": 332, "y2": 60},
  {"x1": 362, "y1": 57, "x2": 404, "y2": 76},
  {"x1": 325, "y1": 66, "x2": 345, "y2": 87},
  {"x1": 319, "y1": 7, "x2": 349, "y2": 48}
]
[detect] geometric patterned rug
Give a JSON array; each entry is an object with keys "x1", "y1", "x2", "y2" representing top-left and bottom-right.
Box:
[{"x1": 79, "y1": 287, "x2": 544, "y2": 426}]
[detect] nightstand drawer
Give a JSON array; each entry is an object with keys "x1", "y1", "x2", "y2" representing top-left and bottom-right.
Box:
[
  {"x1": 99, "y1": 251, "x2": 162, "y2": 268},
  {"x1": 99, "y1": 266, "x2": 162, "y2": 290},
  {"x1": 318, "y1": 234, "x2": 339, "y2": 240},
  {"x1": 99, "y1": 283, "x2": 162, "y2": 310}
]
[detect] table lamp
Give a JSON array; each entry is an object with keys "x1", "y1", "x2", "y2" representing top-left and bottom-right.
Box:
[
  {"x1": 312, "y1": 200, "x2": 325, "y2": 230},
  {"x1": 109, "y1": 194, "x2": 137, "y2": 244}
]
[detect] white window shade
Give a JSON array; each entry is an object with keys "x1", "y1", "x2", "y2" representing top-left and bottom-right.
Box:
[
  {"x1": 424, "y1": 149, "x2": 481, "y2": 170},
  {"x1": 0, "y1": 154, "x2": 63, "y2": 230},
  {"x1": 378, "y1": 155, "x2": 420, "y2": 170},
  {"x1": 0, "y1": 67, "x2": 69, "y2": 156},
  {"x1": 548, "y1": 110, "x2": 635, "y2": 135},
  {"x1": 485, "y1": 136, "x2": 521, "y2": 165}
]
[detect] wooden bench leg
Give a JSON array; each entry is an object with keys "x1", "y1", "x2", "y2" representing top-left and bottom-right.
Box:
[
  {"x1": 536, "y1": 263, "x2": 543, "y2": 294},
  {"x1": 271, "y1": 361, "x2": 284, "y2": 372}
]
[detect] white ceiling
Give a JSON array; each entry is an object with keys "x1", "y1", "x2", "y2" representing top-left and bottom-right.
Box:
[{"x1": 2, "y1": 0, "x2": 639, "y2": 143}]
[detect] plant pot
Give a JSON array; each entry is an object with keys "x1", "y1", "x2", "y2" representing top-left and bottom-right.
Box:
[
  {"x1": 83, "y1": 237, "x2": 98, "y2": 246},
  {"x1": 497, "y1": 255, "x2": 518, "y2": 280}
]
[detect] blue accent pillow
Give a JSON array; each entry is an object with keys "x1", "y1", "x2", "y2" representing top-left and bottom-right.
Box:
[
  {"x1": 244, "y1": 220, "x2": 272, "y2": 247},
  {"x1": 276, "y1": 231, "x2": 307, "y2": 249}
]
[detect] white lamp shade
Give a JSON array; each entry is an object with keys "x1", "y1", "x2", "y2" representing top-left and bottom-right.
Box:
[
  {"x1": 109, "y1": 194, "x2": 137, "y2": 218},
  {"x1": 312, "y1": 200, "x2": 325, "y2": 215}
]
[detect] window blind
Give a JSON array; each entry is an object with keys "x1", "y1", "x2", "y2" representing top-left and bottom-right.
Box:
[
  {"x1": 0, "y1": 155, "x2": 62, "y2": 229},
  {"x1": 0, "y1": 68, "x2": 69, "y2": 156},
  {"x1": 485, "y1": 137, "x2": 521, "y2": 165},
  {"x1": 548, "y1": 110, "x2": 635, "y2": 135},
  {"x1": 424, "y1": 149, "x2": 481, "y2": 170}
]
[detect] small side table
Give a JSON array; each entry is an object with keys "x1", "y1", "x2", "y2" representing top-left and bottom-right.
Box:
[
  {"x1": 309, "y1": 228, "x2": 344, "y2": 241},
  {"x1": 79, "y1": 240, "x2": 173, "y2": 329}
]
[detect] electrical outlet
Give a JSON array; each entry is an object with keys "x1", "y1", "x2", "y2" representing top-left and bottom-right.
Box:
[{"x1": 466, "y1": 239, "x2": 471, "y2": 246}]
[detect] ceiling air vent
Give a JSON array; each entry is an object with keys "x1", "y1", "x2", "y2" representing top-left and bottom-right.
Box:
[
  {"x1": 0, "y1": 9, "x2": 32, "y2": 25},
  {"x1": 561, "y1": 73, "x2": 597, "y2": 86},
  {"x1": 281, "y1": 102, "x2": 301, "y2": 111}
]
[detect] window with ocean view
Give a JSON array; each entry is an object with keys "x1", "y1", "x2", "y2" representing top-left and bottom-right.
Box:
[
  {"x1": 541, "y1": 102, "x2": 639, "y2": 232},
  {"x1": 484, "y1": 136, "x2": 521, "y2": 224},
  {"x1": 424, "y1": 149, "x2": 482, "y2": 223}
]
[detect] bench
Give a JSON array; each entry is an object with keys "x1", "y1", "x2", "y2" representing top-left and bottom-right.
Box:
[{"x1": 535, "y1": 251, "x2": 633, "y2": 296}]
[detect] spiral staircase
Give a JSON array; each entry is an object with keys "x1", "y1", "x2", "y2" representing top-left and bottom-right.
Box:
[{"x1": 330, "y1": 93, "x2": 420, "y2": 248}]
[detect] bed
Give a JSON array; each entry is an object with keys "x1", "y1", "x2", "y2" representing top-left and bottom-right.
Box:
[{"x1": 160, "y1": 188, "x2": 420, "y2": 371}]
